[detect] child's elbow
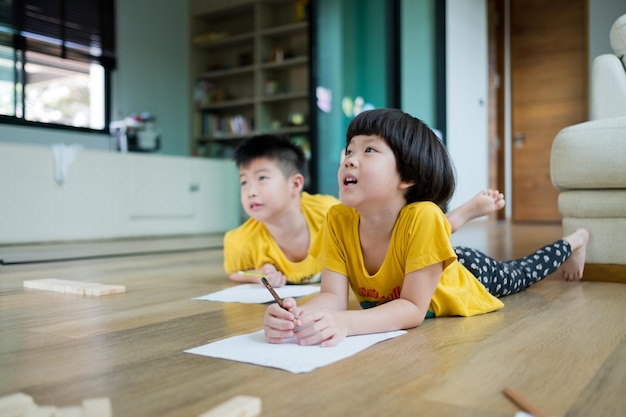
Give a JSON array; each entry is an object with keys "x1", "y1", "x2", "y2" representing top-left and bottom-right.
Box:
[
  {"x1": 400, "y1": 307, "x2": 427, "y2": 330},
  {"x1": 408, "y1": 314, "x2": 426, "y2": 329}
]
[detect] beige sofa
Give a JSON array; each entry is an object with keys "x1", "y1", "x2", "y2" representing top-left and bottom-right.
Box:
[{"x1": 551, "y1": 14, "x2": 626, "y2": 282}]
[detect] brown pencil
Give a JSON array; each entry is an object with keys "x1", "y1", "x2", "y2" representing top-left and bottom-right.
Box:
[
  {"x1": 503, "y1": 387, "x2": 549, "y2": 417},
  {"x1": 261, "y1": 277, "x2": 298, "y2": 326}
]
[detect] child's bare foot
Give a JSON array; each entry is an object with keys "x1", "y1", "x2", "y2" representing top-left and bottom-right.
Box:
[
  {"x1": 560, "y1": 228, "x2": 589, "y2": 281},
  {"x1": 447, "y1": 189, "x2": 506, "y2": 233}
]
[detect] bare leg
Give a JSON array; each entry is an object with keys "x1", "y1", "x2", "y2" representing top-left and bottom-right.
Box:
[
  {"x1": 560, "y1": 228, "x2": 589, "y2": 281},
  {"x1": 447, "y1": 189, "x2": 506, "y2": 233}
]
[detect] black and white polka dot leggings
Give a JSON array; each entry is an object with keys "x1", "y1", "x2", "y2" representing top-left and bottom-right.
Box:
[{"x1": 454, "y1": 240, "x2": 572, "y2": 297}]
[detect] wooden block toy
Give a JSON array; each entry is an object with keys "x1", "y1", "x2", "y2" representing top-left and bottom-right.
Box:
[
  {"x1": 82, "y1": 398, "x2": 112, "y2": 417},
  {"x1": 54, "y1": 406, "x2": 82, "y2": 417},
  {"x1": 0, "y1": 394, "x2": 112, "y2": 417},
  {"x1": 198, "y1": 395, "x2": 261, "y2": 417},
  {"x1": 22, "y1": 406, "x2": 57, "y2": 417},
  {"x1": 0, "y1": 392, "x2": 36, "y2": 416},
  {"x1": 23, "y1": 279, "x2": 125, "y2": 296}
]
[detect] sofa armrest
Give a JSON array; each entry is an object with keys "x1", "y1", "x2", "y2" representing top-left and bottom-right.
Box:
[{"x1": 551, "y1": 116, "x2": 626, "y2": 190}]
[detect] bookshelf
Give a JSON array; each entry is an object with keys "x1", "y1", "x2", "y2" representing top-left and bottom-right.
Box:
[{"x1": 190, "y1": 0, "x2": 312, "y2": 159}]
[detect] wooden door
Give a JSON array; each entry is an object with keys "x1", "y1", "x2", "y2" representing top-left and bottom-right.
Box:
[{"x1": 510, "y1": 0, "x2": 587, "y2": 222}]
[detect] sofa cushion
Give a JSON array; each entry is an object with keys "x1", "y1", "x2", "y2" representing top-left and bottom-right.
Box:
[
  {"x1": 558, "y1": 190, "x2": 626, "y2": 218},
  {"x1": 563, "y1": 217, "x2": 626, "y2": 265},
  {"x1": 551, "y1": 116, "x2": 626, "y2": 189}
]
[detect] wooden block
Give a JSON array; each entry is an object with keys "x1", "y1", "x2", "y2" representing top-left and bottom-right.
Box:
[
  {"x1": 23, "y1": 279, "x2": 125, "y2": 297},
  {"x1": 0, "y1": 392, "x2": 36, "y2": 417},
  {"x1": 54, "y1": 406, "x2": 82, "y2": 417},
  {"x1": 81, "y1": 398, "x2": 112, "y2": 417},
  {"x1": 23, "y1": 406, "x2": 57, "y2": 417},
  {"x1": 198, "y1": 396, "x2": 261, "y2": 417},
  {"x1": 0, "y1": 393, "x2": 34, "y2": 409},
  {"x1": 0, "y1": 405, "x2": 38, "y2": 417}
]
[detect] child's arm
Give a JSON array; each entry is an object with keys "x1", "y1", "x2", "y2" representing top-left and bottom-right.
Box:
[
  {"x1": 228, "y1": 264, "x2": 287, "y2": 287},
  {"x1": 229, "y1": 270, "x2": 264, "y2": 283},
  {"x1": 295, "y1": 262, "x2": 443, "y2": 347}
]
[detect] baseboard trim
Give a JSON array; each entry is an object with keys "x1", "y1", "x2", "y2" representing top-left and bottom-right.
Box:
[{"x1": 583, "y1": 263, "x2": 626, "y2": 283}]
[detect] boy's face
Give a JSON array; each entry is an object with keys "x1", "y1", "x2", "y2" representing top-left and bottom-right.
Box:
[{"x1": 238, "y1": 157, "x2": 301, "y2": 222}]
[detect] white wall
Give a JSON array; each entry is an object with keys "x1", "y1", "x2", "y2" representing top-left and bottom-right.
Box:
[
  {"x1": 0, "y1": 122, "x2": 113, "y2": 150},
  {"x1": 0, "y1": 143, "x2": 240, "y2": 244},
  {"x1": 589, "y1": 1, "x2": 625, "y2": 65},
  {"x1": 445, "y1": 0, "x2": 489, "y2": 212},
  {"x1": 588, "y1": 0, "x2": 625, "y2": 98}
]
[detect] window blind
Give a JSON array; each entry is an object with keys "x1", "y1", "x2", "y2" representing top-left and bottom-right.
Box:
[{"x1": 0, "y1": 0, "x2": 116, "y2": 68}]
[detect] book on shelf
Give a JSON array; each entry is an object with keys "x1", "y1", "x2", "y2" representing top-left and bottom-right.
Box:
[{"x1": 202, "y1": 113, "x2": 252, "y2": 138}]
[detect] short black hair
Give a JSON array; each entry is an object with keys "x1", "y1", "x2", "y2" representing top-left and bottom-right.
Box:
[
  {"x1": 233, "y1": 134, "x2": 308, "y2": 179},
  {"x1": 345, "y1": 108, "x2": 455, "y2": 208}
]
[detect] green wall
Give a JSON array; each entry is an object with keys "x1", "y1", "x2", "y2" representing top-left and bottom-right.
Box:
[
  {"x1": 314, "y1": 0, "x2": 438, "y2": 196},
  {"x1": 114, "y1": 0, "x2": 190, "y2": 156},
  {"x1": 401, "y1": 0, "x2": 437, "y2": 129},
  {"x1": 315, "y1": 0, "x2": 390, "y2": 196}
]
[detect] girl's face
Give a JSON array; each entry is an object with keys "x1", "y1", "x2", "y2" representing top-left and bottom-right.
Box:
[
  {"x1": 238, "y1": 157, "x2": 299, "y2": 222},
  {"x1": 338, "y1": 134, "x2": 410, "y2": 209}
]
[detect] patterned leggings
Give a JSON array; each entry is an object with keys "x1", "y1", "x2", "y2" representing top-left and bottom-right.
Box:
[{"x1": 455, "y1": 240, "x2": 572, "y2": 297}]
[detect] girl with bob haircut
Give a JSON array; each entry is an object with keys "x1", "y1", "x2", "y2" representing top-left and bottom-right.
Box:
[{"x1": 264, "y1": 108, "x2": 589, "y2": 347}]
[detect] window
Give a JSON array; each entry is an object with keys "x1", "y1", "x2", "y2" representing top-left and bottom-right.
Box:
[{"x1": 0, "y1": 0, "x2": 115, "y2": 131}]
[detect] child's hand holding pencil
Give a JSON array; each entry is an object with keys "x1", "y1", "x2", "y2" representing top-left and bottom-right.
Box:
[{"x1": 262, "y1": 277, "x2": 300, "y2": 343}]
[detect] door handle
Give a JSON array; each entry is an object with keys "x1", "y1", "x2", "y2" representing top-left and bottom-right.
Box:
[{"x1": 514, "y1": 132, "x2": 526, "y2": 148}]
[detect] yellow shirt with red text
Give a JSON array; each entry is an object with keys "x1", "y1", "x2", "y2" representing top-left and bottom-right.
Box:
[{"x1": 309, "y1": 202, "x2": 504, "y2": 316}]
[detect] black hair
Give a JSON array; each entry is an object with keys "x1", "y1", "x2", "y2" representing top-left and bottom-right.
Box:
[
  {"x1": 233, "y1": 134, "x2": 308, "y2": 179},
  {"x1": 345, "y1": 108, "x2": 456, "y2": 208}
]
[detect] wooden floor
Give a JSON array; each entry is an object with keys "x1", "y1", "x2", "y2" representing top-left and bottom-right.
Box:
[{"x1": 1, "y1": 221, "x2": 625, "y2": 417}]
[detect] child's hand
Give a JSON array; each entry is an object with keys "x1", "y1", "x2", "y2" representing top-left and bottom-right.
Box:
[
  {"x1": 294, "y1": 309, "x2": 347, "y2": 347},
  {"x1": 263, "y1": 297, "x2": 299, "y2": 344},
  {"x1": 261, "y1": 264, "x2": 287, "y2": 287}
]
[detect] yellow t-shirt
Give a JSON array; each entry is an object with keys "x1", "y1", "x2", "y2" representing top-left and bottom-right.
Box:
[
  {"x1": 223, "y1": 192, "x2": 339, "y2": 284},
  {"x1": 310, "y1": 202, "x2": 504, "y2": 317}
]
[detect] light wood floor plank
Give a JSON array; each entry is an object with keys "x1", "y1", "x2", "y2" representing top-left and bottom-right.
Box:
[{"x1": 565, "y1": 334, "x2": 626, "y2": 417}]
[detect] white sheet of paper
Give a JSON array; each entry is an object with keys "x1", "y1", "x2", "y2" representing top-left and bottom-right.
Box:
[
  {"x1": 194, "y1": 283, "x2": 319, "y2": 304},
  {"x1": 185, "y1": 329, "x2": 407, "y2": 373}
]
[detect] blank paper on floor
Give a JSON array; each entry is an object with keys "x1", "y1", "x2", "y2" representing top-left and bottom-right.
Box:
[
  {"x1": 194, "y1": 283, "x2": 319, "y2": 304},
  {"x1": 185, "y1": 329, "x2": 406, "y2": 373}
]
